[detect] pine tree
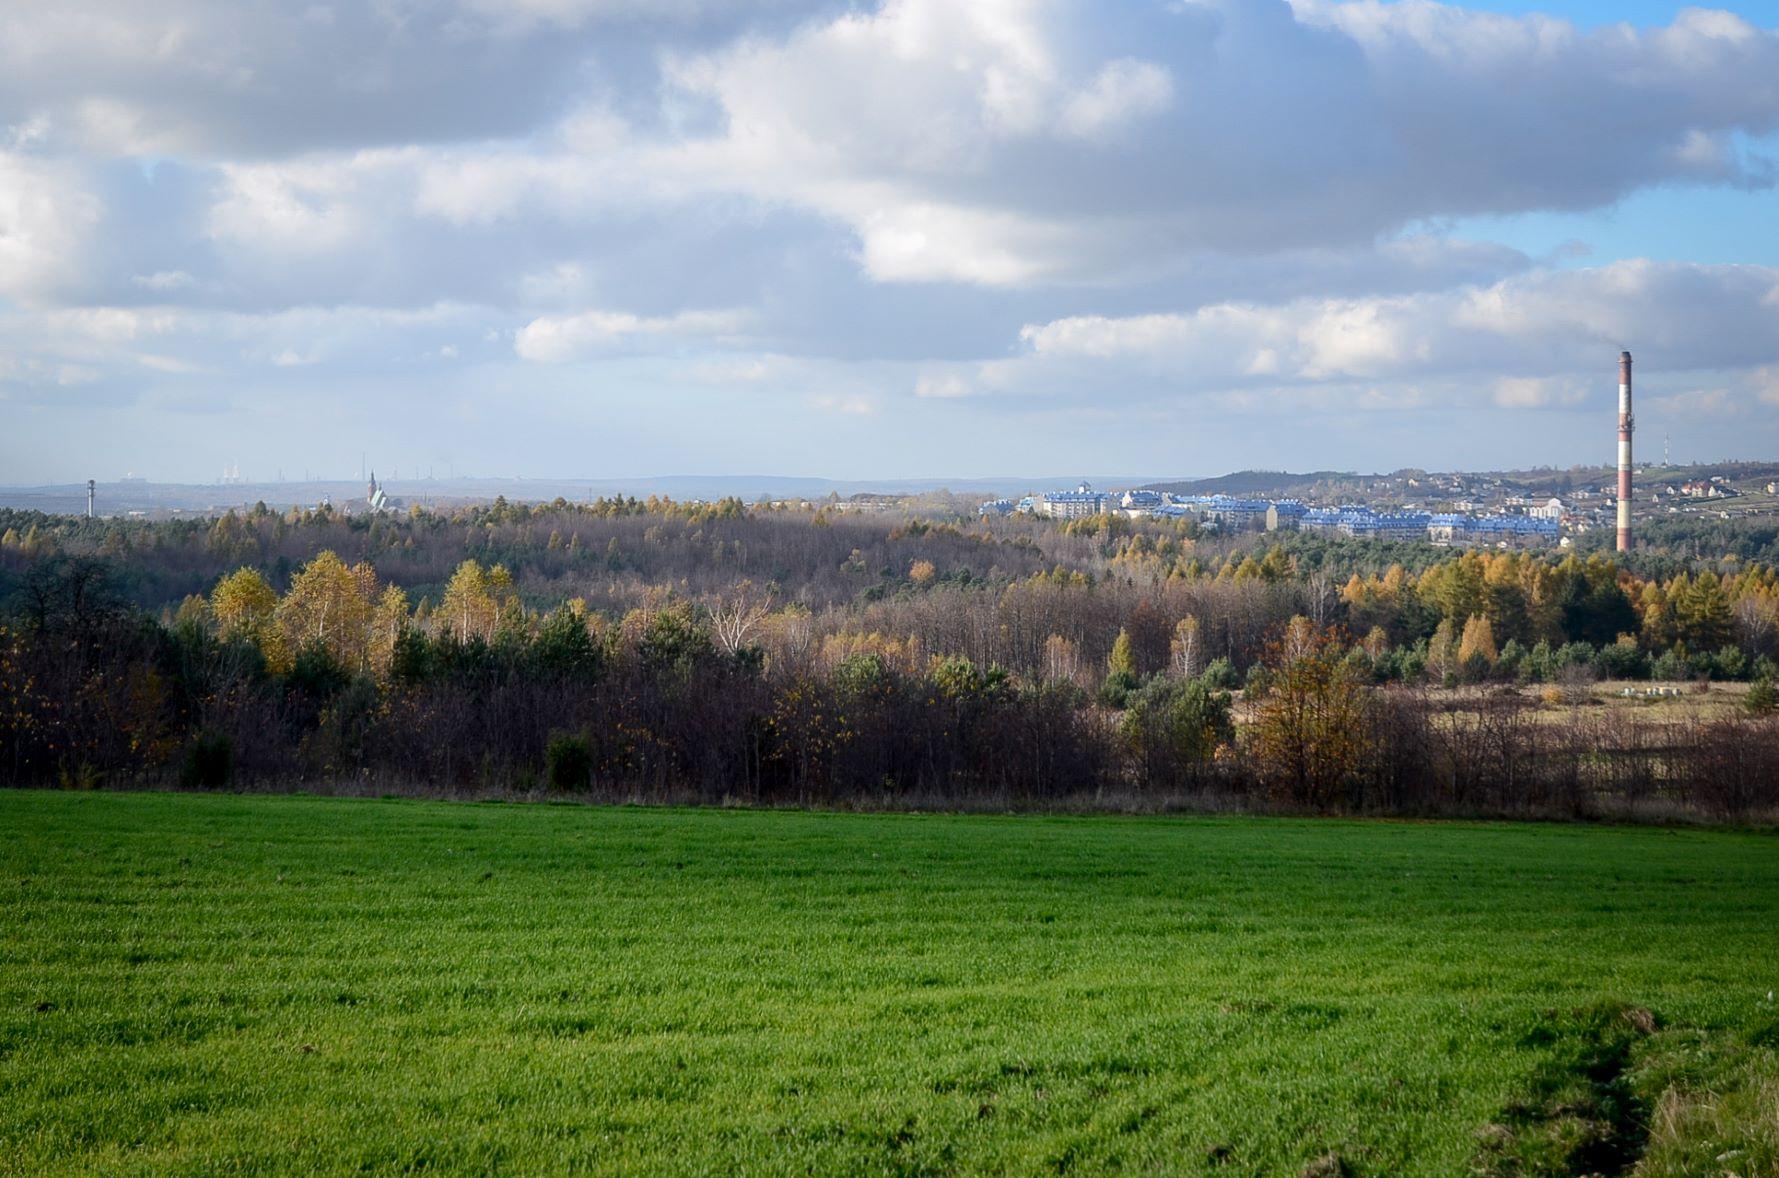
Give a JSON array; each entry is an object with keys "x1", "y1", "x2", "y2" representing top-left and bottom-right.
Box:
[{"x1": 1679, "y1": 571, "x2": 1734, "y2": 653}]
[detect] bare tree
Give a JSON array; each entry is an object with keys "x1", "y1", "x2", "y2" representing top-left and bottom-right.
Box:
[
  {"x1": 1734, "y1": 593, "x2": 1779, "y2": 659},
  {"x1": 708, "y1": 581, "x2": 774, "y2": 656}
]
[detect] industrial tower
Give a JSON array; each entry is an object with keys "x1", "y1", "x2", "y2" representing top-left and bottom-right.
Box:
[{"x1": 1616, "y1": 351, "x2": 1633, "y2": 553}]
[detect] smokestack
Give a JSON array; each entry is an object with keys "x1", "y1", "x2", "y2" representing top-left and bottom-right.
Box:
[
  {"x1": 86, "y1": 479, "x2": 95, "y2": 520},
  {"x1": 1616, "y1": 351, "x2": 1633, "y2": 553}
]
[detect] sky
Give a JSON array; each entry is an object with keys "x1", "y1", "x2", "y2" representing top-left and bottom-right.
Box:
[{"x1": 2, "y1": 0, "x2": 1778, "y2": 485}]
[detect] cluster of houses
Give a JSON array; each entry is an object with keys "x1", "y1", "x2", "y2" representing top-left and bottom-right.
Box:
[{"x1": 980, "y1": 484, "x2": 1562, "y2": 547}]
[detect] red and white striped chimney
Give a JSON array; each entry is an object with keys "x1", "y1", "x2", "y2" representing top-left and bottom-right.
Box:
[{"x1": 1616, "y1": 350, "x2": 1633, "y2": 553}]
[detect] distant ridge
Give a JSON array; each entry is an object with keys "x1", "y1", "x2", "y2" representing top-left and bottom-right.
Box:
[{"x1": 1145, "y1": 470, "x2": 1363, "y2": 497}]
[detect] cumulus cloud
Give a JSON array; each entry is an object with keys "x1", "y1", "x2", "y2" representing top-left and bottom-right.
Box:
[
  {"x1": 663, "y1": 0, "x2": 1779, "y2": 284},
  {"x1": 0, "y1": 152, "x2": 103, "y2": 304},
  {"x1": 1006, "y1": 260, "x2": 1779, "y2": 401},
  {"x1": 0, "y1": 0, "x2": 831, "y2": 158},
  {"x1": 0, "y1": 302, "x2": 504, "y2": 409},
  {"x1": 514, "y1": 308, "x2": 747, "y2": 361},
  {"x1": 5, "y1": 0, "x2": 1779, "y2": 480}
]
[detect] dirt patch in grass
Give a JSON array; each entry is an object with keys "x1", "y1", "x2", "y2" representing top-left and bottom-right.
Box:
[{"x1": 1474, "y1": 1002, "x2": 1655, "y2": 1175}]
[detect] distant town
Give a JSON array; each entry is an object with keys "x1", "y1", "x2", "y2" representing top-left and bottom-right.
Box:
[
  {"x1": 980, "y1": 464, "x2": 1779, "y2": 550},
  {"x1": 7, "y1": 460, "x2": 1779, "y2": 556}
]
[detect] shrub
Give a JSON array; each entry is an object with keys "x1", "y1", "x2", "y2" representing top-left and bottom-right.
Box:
[
  {"x1": 1200, "y1": 657, "x2": 1240, "y2": 691},
  {"x1": 1098, "y1": 669, "x2": 1140, "y2": 709},
  {"x1": 545, "y1": 732, "x2": 593, "y2": 792},
  {"x1": 1650, "y1": 648, "x2": 1693, "y2": 682},
  {"x1": 179, "y1": 732, "x2": 234, "y2": 790},
  {"x1": 1745, "y1": 679, "x2": 1778, "y2": 715},
  {"x1": 1707, "y1": 645, "x2": 1749, "y2": 682},
  {"x1": 57, "y1": 762, "x2": 104, "y2": 791},
  {"x1": 1593, "y1": 637, "x2": 1647, "y2": 681},
  {"x1": 1121, "y1": 678, "x2": 1233, "y2": 790}
]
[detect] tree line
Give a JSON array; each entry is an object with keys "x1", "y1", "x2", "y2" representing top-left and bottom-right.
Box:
[{"x1": 3, "y1": 529, "x2": 1777, "y2": 819}]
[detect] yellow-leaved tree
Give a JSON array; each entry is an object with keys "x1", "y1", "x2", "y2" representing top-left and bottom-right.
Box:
[
  {"x1": 211, "y1": 567, "x2": 288, "y2": 671},
  {"x1": 439, "y1": 560, "x2": 499, "y2": 643},
  {"x1": 370, "y1": 584, "x2": 410, "y2": 678},
  {"x1": 1457, "y1": 614, "x2": 1498, "y2": 670},
  {"x1": 277, "y1": 550, "x2": 378, "y2": 671}
]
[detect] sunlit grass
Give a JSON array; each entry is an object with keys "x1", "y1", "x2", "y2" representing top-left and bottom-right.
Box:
[{"x1": 2, "y1": 791, "x2": 1775, "y2": 1174}]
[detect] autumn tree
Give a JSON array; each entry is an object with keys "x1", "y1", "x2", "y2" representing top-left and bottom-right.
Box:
[
  {"x1": 1042, "y1": 633, "x2": 1082, "y2": 685},
  {"x1": 1107, "y1": 628, "x2": 1137, "y2": 680},
  {"x1": 276, "y1": 551, "x2": 377, "y2": 672},
  {"x1": 370, "y1": 584, "x2": 410, "y2": 678},
  {"x1": 1426, "y1": 618, "x2": 1457, "y2": 684},
  {"x1": 1169, "y1": 615, "x2": 1204, "y2": 680},
  {"x1": 1458, "y1": 614, "x2": 1498, "y2": 676},
  {"x1": 211, "y1": 567, "x2": 287, "y2": 671},
  {"x1": 1248, "y1": 622, "x2": 1369, "y2": 809},
  {"x1": 439, "y1": 560, "x2": 499, "y2": 643}
]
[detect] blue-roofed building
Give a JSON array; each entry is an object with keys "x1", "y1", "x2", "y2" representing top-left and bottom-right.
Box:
[
  {"x1": 1301, "y1": 506, "x2": 1430, "y2": 540},
  {"x1": 1120, "y1": 489, "x2": 1166, "y2": 512},
  {"x1": 1428, "y1": 513, "x2": 1468, "y2": 544},
  {"x1": 1430, "y1": 513, "x2": 1559, "y2": 547},
  {"x1": 1170, "y1": 494, "x2": 1271, "y2": 529},
  {"x1": 1470, "y1": 515, "x2": 1561, "y2": 546},
  {"x1": 978, "y1": 498, "x2": 1017, "y2": 517},
  {"x1": 1034, "y1": 482, "x2": 1107, "y2": 519},
  {"x1": 1264, "y1": 499, "x2": 1308, "y2": 531}
]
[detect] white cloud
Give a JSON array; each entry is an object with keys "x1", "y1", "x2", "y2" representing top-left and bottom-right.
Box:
[
  {"x1": 207, "y1": 159, "x2": 367, "y2": 251},
  {"x1": 1059, "y1": 58, "x2": 1174, "y2": 138},
  {"x1": 133, "y1": 270, "x2": 195, "y2": 291},
  {"x1": 0, "y1": 152, "x2": 103, "y2": 304},
  {"x1": 1009, "y1": 260, "x2": 1779, "y2": 398},
  {"x1": 4, "y1": 0, "x2": 1779, "y2": 479},
  {"x1": 914, "y1": 371, "x2": 974, "y2": 399},
  {"x1": 808, "y1": 391, "x2": 874, "y2": 415},
  {"x1": 1748, "y1": 365, "x2": 1779, "y2": 407},
  {"x1": 514, "y1": 308, "x2": 746, "y2": 361},
  {"x1": 1493, "y1": 376, "x2": 1584, "y2": 409},
  {"x1": 662, "y1": 0, "x2": 1779, "y2": 285}
]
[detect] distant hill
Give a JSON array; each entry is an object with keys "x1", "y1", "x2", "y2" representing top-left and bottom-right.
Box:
[{"x1": 1144, "y1": 470, "x2": 1362, "y2": 497}]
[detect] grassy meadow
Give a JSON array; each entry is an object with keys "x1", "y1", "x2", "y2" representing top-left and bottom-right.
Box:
[{"x1": 2, "y1": 791, "x2": 1777, "y2": 1175}]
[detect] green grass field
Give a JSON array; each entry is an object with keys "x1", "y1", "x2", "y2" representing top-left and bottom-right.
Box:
[{"x1": 3, "y1": 792, "x2": 1776, "y2": 1175}]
